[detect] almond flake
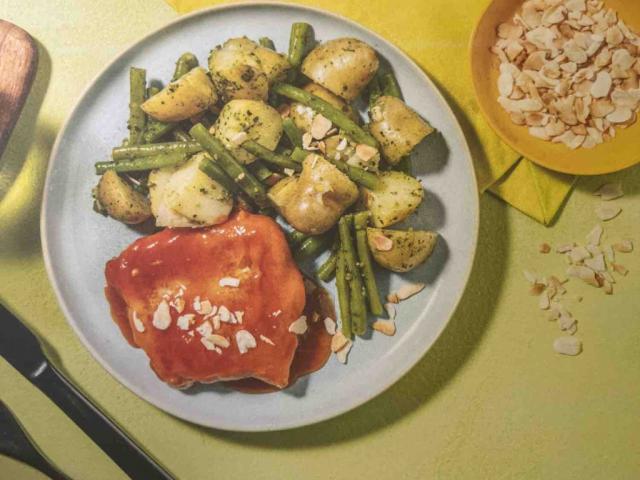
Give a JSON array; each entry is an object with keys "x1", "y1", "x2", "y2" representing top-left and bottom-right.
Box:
[
  {"x1": 219, "y1": 276, "x2": 240, "y2": 288},
  {"x1": 584, "y1": 254, "x2": 606, "y2": 272},
  {"x1": 498, "y1": 72, "x2": 515, "y2": 97},
  {"x1": 235, "y1": 330, "x2": 257, "y2": 354},
  {"x1": 331, "y1": 331, "x2": 349, "y2": 353},
  {"x1": 336, "y1": 340, "x2": 353, "y2": 364},
  {"x1": 384, "y1": 303, "x2": 396, "y2": 320},
  {"x1": 259, "y1": 334, "x2": 275, "y2": 346},
  {"x1": 606, "y1": 107, "x2": 632, "y2": 123},
  {"x1": 372, "y1": 233, "x2": 393, "y2": 251},
  {"x1": 152, "y1": 300, "x2": 171, "y2": 330},
  {"x1": 569, "y1": 245, "x2": 591, "y2": 263},
  {"x1": 230, "y1": 131, "x2": 248, "y2": 146},
  {"x1": 553, "y1": 336, "x2": 582, "y2": 356},
  {"x1": 200, "y1": 336, "x2": 217, "y2": 351},
  {"x1": 394, "y1": 282, "x2": 426, "y2": 301},
  {"x1": 586, "y1": 224, "x2": 603, "y2": 246},
  {"x1": 612, "y1": 239, "x2": 633, "y2": 253},
  {"x1": 310, "y1": 114, "x2": 332, "y2": 140},
  {"x1": 218, "y1": 305, "x2": 232, "y2": 323},
  {"x1": 611, "y1": 263, "x2": 628, "y2": 276},
  {"x1": 207, "y1": 334, "x2": 230, "y2": 348},
  {"x1": 603, "y1": 280, "x2": 613, "y2": 294},
  {"x1": 539, "y1": 242, "x2": 551, "y2": 253},
  {"x1": 301, "y1": 132, "x2": 313, "y2": 149},
  {"x1": 595, "y1": 203, "x2": 621, "y2": 221},
  {"x1": 355, "y1": 144, "x2": 378, "y2": 162},
  {"x1": 196, "y1": 320, "x2": 213, "y2": 337},
  {"x1": 195, "y1": 299, "x2": 213, "y2": 315},
  {"x1": 335, "y1": 137, "x2": 348, "y2": 151},
  {"x1": 372, "y1": 319, "x2": 396, "y2": 336},
  {"x1": 132, "y1": 311, "x2": 145, "y2": 333},
  {"x1": 288, "y1": 315, "x2": 308, "y2": 335},
  {"x1": 539, "y1": 291, "x2": 551, "y2": 310},
  {"x1": 177, "y1": 313, "x2": 195, "y2": 330},
  {"x1": 324, "y1": 317, "x2": 336, "y2": 335},
  {"x1": 555, "y1": 243, "x2": 575, "y2": 253},
  {"x1": 567, "y1": 265, "x2": 599, "y2": 286},
  {"x1": 234, "y1": 311, "x2": 244, "y2": 324}
]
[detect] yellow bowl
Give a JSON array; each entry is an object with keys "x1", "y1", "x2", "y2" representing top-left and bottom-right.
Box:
[{"x1": 470, "y1": 0, "x2": 640, "y2": 175}]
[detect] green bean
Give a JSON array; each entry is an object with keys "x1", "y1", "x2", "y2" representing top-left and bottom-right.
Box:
[
  {"x1": 336, "y1": 248, "x2": 352, "y2": 338},
  {"x1": 172, "y1": 128, "x2": 191, "y2": 142},
  {"x1": 242, "y1": 140, "x2": 301, "y2": 171},
  {"x1": 272, "y1": 83, "x2": 378, "y2": 148},
  {"x1": 290, "y1": 147, "x2": 309, "y2": 163},
  {"x1": 259, "y1": 37, "x2": 275, "y2": 50},
  {"x1": 380, "y1": 70, "x2": 403, "y2": 99},
  {"x1": 199, "y1": 158, "x2": 242, "y2": 195},
  {"x1": 353, "y1": 212, "x2": 384, "y2": 316},
  {"x1": 112, "y1": 141, "x2": 202, "y2": 161},
  {"x1": 128, "y1": 67, "x2": 147, "y2": 144},
  {"x1": 339, "y1": 215, "x2": 367, "y2": 336},
  {"x1": 288, "y1": 23, "x2": 313, "y2": 68},
  {"x1": 282, "y1": 117, "x2": 303, "y2": 148},
  {"x1": 317, "y1": 248, "x2": 338, "y2": 282},
  {"x1": 287, "y1": 229, "x2": 308, "y2": 247},
  {"x1": 172, "y1": 53, "x2": 199, "y2": 81},
  {"x1": 367, "y1": 75, "x2": 382, "y2": 110},
  {"x1": 96, "y1": 152, "x2": 187, "y2": 174},
  {"x1": 189, "y1": 124, "x2": 269, "y2": 208},
  {"x1": 247, "y1": 159, "x2": 276, "y2": 182},
  {"x1": 295, "y1": 233, "x2": 334, "y2": 260}
]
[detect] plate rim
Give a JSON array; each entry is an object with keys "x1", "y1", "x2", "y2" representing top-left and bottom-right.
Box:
[{"x1": 41, "y1": 0, "x2": 480, "y2": 431}]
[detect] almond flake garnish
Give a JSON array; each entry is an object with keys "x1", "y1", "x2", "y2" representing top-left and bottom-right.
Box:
[
  {"x1": 234, "y1": 311, "x2": 244, "y2": 324},
  {"x1": 283, "y1": 168, "x2": 295, "y2": 177},
  {"x1": 539, "y1": 291, "x2": 550, "y2": 310},
  {"x1": 195, "y1": 299, "x2": 213, "y2": 315},
  {"x1": 595, "y1": 203, "x2": 622, "y2": 221},
  {"x1": 336, "y1": 340, "x2": 353, "y2": 364},
  {"x1": 355, "y1": 144, "x2": 378, "y2": 162},
  {"x1": 219, "y1": 276, "x2": 240, "y2": 288},
  {"x1": 538, "y1": 242, "x2": 551, "y2": 253},
  {"x1": 372, "y1": 319, "x2": 396, "y2": 336},
  {"x1": 386, "y1": 292, "x2": 399, "y2": 304},
  {"x1": 593, "y1": 183, "x2": 624, "y2": 201},
  {"x1": 611, "y1": 263, "x2": 628, "y2": 276},
  {"x1": 372, "y1": 233, "x2": 393, "y2": 251},
  {"x1": 200, "y1": 336, "x2": 217, "y2": 351},
  {"x1": 612, "y1": 240, "x2": 633, "y2": 253},
  {"x1": 393, "y1": 282, "x2": 426, "y2": 301},
  {"x1": 132, "y1": 311, "x2": 145, "y2": 333},
  {"x1": 218, "y1": 305, "x2": 232, "y2": 323},
  {"x1": 553, "y1": 336, "x2": 582, "y2": 356},
  {"x1": 324, "y1": 317, "x2": 336, "y2": 335},
  {"x1": 330, "y1": 331, "x2": 349, "y2": 353},
  {"x1": 586, "y1": 224, "x2": 603, "y2": 246},
  {"x1": 336, "y1": 137, "x2": 348, "y2": 151},
  {"x1": 196, "y1": 320, "x2": 213, "y2": 337},
  {"x1": 152, "y1": 300, "x2": 171, "y2": 330},
  {"x1": 302, "y1": 132, "x2": 313, "y2": 149},
  {"x1": 569, "y1": 245, "x2": 591, "y2": 263},
  {"x1": 310, "y1": 114, "x2": 332, "y2": 140},
  {"x1": 207, "y1": 334, "x2": 230, "y2": 349},
  {"x1": 235, "y1": 330, "x2": 257, "y2": 354},
  {"x1": 230, "y1": 131, "x2": 248, "y2": 146},
  {"x1": 384, "y1": 302, "x2": 396, "y2": 320},
  {"x1": 567, "y1": 265, "x2": 599, "y2": 287},
  {"x1": 584, "y1": 254, "x2": 605, "y2": 272},
  {"x1": 259, "y1": 334, "x2": 275, "y2": 346},
  {"x1": 177, "y1": 313, "x2": 195, "y2": 330},
  {"x1": 555, "y1": 243, "x2": 575, "y2": 253},
  {"x1": 288, "y1": 315, "x2": 308, "y2": 335}
]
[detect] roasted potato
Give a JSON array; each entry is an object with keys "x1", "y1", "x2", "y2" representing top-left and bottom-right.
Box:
[
  {"x1": 96, "y1": 170, "x2": 151, "y2": 224},
  {"x1": 149, "y1": 167, "x2": 199, "y2": 228},
  {"x1": 369, "y1": 95, "x2": 434, "y2": 165},
  {"x1": 301, "y1": 38, "x2": 379, "y2": 101},
  {"x1": 367, "y1": 227, "x2": 437, "y2": 272},
  {"x1": 212, "y1": 99, "x2": 283, "y2": 164},
  {"x1": 362, "y1": 171, "x2": 424, "y2": 227},
  {"x1": 141, "y1": 67, "x2": 217, "y2": 122},
  {"x1": 289, "y1": 83, "x2": 358, "y2": 133},
  {"x1": 208, "y1": 37, "x2": 289, "y2": 102},
  {"x1": 269, "y1": 153, "x2": 358, "y2": 234}
]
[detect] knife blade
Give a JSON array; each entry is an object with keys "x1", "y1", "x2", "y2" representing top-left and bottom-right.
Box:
[{"x1": 0, "y1": 303, "x2": 174, "y2": 479}]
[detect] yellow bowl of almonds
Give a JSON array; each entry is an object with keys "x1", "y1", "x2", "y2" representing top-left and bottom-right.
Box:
[{"x1": 470, "y1": 0, "x2": 640, "y2": 175}]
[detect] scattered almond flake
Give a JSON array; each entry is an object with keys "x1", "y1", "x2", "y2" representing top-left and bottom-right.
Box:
[
  {"x1": 530, "y1": 282, "x2": 546, "y2": 296},
  {"x1": 132, "y1": 311, "x2": 145, "y2": 333},
  {"x1": 195, "y1": 299, "x2": 213, "y2": 315},
  {"x1": 603, "y1": 244, "x2": 615, "y2": 262},
  {"x1": 553, "y1": 336, "x2": 582, "y2": 356},
  {"x1": 310, "y1": 114, "x2": 332, "y2": 139},
  {"x1": 177, "y1": 313, "x2": 195, "y2": 330},
  {"x1": 603, "y1": 280, "x2": 613, "y2": 294},
  {"x1": 355, "y1": 144, "x2": 378, "y2": 162},
  {"x1": 211, "y1": 314, "x2": 221, "y2": 330},
  {"x1": 331, "y1": 331, "x2": 349, "y2": 352},
  {"x1": 218, "y1": 305, "x2": 232, "y2": 323},
  {"x1": 288, "y1": 315, "x2": 308, "y2": 335},
  {"x1": 601, "y1": 270, "x2": 616, "y2": 284},
  {"x1": 234, "y1": 311, "x2": 244, "y2": 324},
  {"x1": 200, "y1": 336, "x2": 216, "y2": 351},
  {"x1": 539, "y1": 242, "x2": 551, "y2": 253},
  {"x1": 371, "y1": 233, "x2": 393, "y2": 251},
  {"x1": 539, "y1": 291, "x2": 551, "y2": 310},
  {"x1": 569, "y1": 245, "x2": 591, "y2": 263},
  {"x1": 323, "y1": 317, "x2": 336, "y2": 335},
  {"x1": 219, "y1": 276, "x2": 240, "y2": 288},
  {"x1": 586, "y1": 244, "x2": 601, "y2": 257},
  {"x1": 259, "y1": 334, "x2": 275, "y2": 346},
  {"x1": 196, "y1": 320, "x2": 213, "y2": 337},
  {"x1": 301, "y1": 132, "x2": 313, "y2": 149},
  {"x1": 283, "y1": 168, "x2": 295, "y2": 177},
  {"x1": 230, "y1": 131, "x2": 248, "y2": 146},
  {"x1": 208, "y1": 334, "x2": 230, "y2": 349},
  {"x1": 386, "y1": 292, "x2": 399, "y2": 304},
  {"x1": 559, "y1": 312, "x2": 577, "y2": 332},
  {"x1": 611, "y1": 263, "x2": 628, "y2": 276},
  {"x1": 192, "y1": 296, "x2": 201, "y2": 312},
  {"x1": 372, "y1": 319, "x2": 396, "y2": 336},
  {"x1": 335, "y1": 137, "x2": 348, "y2": 151},
  {"x1": 152, "y1": 300, "x2": 172, "y2": 330},
  {"x1": 549, "y1": 275, "x2": 567, "y2": 294},
  {"x1": 584, "y1": 254, "x2": 605, "y2": 272},
  {"x1": 567, "y1": 265, "x2": 600, "y2": 287},
  {"x1": 169, "y1": 296, "x2": 185, "y2": 314},
  {"x1": 394, "y1": 282, "x2": 426, "y2": 301},
  {"x1": 384, "y1": 303, "x2": 396, "y2": 320},
  {"x1": 555, "y1": 242, "x2": 575, "y2": 253},
  {"x1": 586, "y1": 224, "x2": 603, "y2": 246},
  {"x1": 272, "y1": 309, "x2": 282, "y2": 317},
  {"x1": 235, "y1": 330, "x2": 257, "y2": 354},
  {"x1": 612, "y1": 240, "x2": 633, "y2": 253},
  {"x1": 336, "y1": 340, "x2": 353, "y2": 364},
  {"x1": 546, "y1": 305, "x2": 561, "y2": 321},
  {"x1": 595, "y1": 203, "x2": 622, "y2": 221}
]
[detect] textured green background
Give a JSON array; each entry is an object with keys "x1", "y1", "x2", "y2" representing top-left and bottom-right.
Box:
[{"x1": 1, "y1": 1, "x2": 639, "y2": 478}]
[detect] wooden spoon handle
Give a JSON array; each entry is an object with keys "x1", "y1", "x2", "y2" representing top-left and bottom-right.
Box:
[{"x1": 0, "y1": 20, "x2": 38, "y2": 158}]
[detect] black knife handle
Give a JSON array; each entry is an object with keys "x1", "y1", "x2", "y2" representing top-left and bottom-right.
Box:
[{"x1": 30, "y1": 363, "x2": 174, "y2": 480}]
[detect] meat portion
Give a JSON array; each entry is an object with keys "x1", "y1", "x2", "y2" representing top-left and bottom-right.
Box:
[{"x1": 104, "y1": 211, "x2": 305, "y2": 388}]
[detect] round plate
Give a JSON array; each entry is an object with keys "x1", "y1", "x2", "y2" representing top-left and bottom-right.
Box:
[
  {"x1": 42, "y1": 2, "x2": 478, "y2": 431},
  {"x1": 470, "y1": 0, "x2": 640, "y2": 175}
]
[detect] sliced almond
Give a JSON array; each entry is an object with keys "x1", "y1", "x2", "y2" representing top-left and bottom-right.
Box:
[
  {"x1": 584, "y1": 253, "x2": 606, "y2": 272},
  {"x1": 595, "y1": 203, "x2": 622, "y2": 221},
  {"x1": 555, "y1": 242, "x2": 575, "y2": 253},
  {"x1": 586, "y1": 224, "x2": 603, "y2": 246},
  {"x1": 331, "y1": 331, "x2": 349, "y2": 353},
  {"x1": 355, "y1": 144, "x2": 378, "y2": 162},
  {"x1": 498, "y1": 22, "x2": 524, "y2": 40},
  {"x1": 372, "y1": 319, "x2": 396, "y2": 336},
  {"x1": 324, "y1": 317, "x2": 337, "y2": 335},
  {"x1": 606, "y1": 107, "x2": 632, "y2": 123},
  {"x1": 539, "y1": 242, "x2": 551, "y2": 253},
  {"x1": 611, "y1": 263, "x2": 629, "y2": 276},
  {"x1": 569, "y1": 245, "x2": 591, "y2": 263},
  {"x1": 336, "y1": 339, "x2": 353, "y2": 364},
  {"x1": 310, "y1": 114, "x2": 332, "y2": 140},
  {"x1": 591, "y1": 70, "x2": 612, "y2": 98},
  {"x1": 288, "y1": 315, "x2": 308, "y2": 335},
  {"x1": 371, "y1": 233, "x2": 393, "y2": 251},
  {"x1": 567, "y1": 265, "x2": 599, "y2": 287},
  {"x1": 394, "y1": 282, "x2": 426, "y2": 301},
  {"x1": 612, "y1": 239, "x2": 633, "y2": 253},
  {"x1": 553, "y1": 336, "x2": 582, "y2": 356},
  {"x1": 593, "y1": 182, "x2": 624, "y2": 201},
  {"x1": 498, "y1": 72, "x2": 515, "y2": 97},
  {"x1": 152, "y1": 300, "x2": 172, "y2": 330},
  {"x1": 235, "y1": 330, "x2": 257, "y2": 354}
]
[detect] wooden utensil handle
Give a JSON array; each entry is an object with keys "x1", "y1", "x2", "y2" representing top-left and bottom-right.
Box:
[{"x1": 0, "y1": 20, "x2": 38, "y2": 158}]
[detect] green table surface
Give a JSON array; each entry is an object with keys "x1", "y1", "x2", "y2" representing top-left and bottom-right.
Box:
[{"x1": 1, "y1": 1, "x2": 639, "y2": 478}]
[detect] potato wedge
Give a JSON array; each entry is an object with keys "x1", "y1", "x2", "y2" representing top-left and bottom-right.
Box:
[
  {"x1": 212, "y1": 99, "x2": 282, "y2": 164},
  {"x1": 96, "y1": 170, "x2": 151, "y2": 224},
  {"x1": 290, "y1": 83, "x2": 358, "y2": 133},
  {"x1": 369, "y1": 95, "x2": 434, "y2": 165},
  {"x1": 367, "y1": 228, "x2": 437, "y2": 272},
  {"x1": 208, "y1": 37, "x2": 289, "y2": 102},
  {"x1": 141, "y1": 67, "x2": 217, "y2": 122},
  {"x1": 362, "y1": 171, "x2": 423, "y2": 227},
  {"x1": 164, "y1": 153, "x2": 233, "y2": 226},
  {"x1": 269, "y1": 153, "x2": 358, "y2": 234},
  {"x1": 301, "y1": 38, "x2": 379, "y2": 101},
  {"x1": 148, "y1": 167, "x2": 199, "y2": 228}
]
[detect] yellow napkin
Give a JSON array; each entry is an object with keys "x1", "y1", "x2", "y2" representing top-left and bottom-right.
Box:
[{"x1": 165, "y1": 0, "x2": 575, "y2": 225}]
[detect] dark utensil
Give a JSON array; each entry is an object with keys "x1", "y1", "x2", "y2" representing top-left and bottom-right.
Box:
[
  {"x1": 0, "y1": 400, "x2": 70, "y2": 479},
  {"x1": 0, "y1": 303, "x2": 175, "y2": 479}
]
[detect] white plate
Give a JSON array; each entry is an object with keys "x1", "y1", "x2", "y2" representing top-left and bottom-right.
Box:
[{"x1": 42, "y1": 2, "x2": 479, "y2": 431}]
